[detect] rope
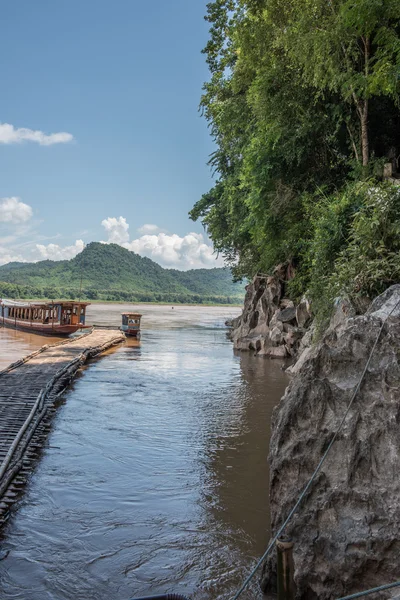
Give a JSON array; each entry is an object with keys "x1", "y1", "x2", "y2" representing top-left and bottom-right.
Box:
[
  {"x1": 232, "y1": 296, "x2": 400, "y2": 600},
  {"x1": 336, "y1": 580, "x2": 400, "y2": 599}
]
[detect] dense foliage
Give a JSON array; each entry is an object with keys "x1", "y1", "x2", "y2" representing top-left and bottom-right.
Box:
[
  {"x1": 191, "y1": 0, "x2": 400, "y2": 319},
  {"x1": 0, "y1": 243, "x2": 245, "y2": 305}
]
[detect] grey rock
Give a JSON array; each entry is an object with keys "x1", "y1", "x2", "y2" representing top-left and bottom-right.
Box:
[
  {"x1": 367, "y1": 284, "x2": 400, "y2": 319},
  {"x1": 270, "y1": 326, "x2": 284, "y2": 345},
  {"x1": 259, "y1": 345, "x2": 288, "y2": 358},
  {"x1": 277, "y1": 306, "x2": 297, "y2": 323},
  {"x1": 280, "y1": 298, "x2": 295, "y2": 309},
  {"x1": 262, "y1": 286, "x2": 400, "y2": 598},
  {"x1": 329, "y1": 296, "x2": 356, "y2": 331},
  {"x1": 296, "y1": 295, "x2": 312, "y2": 328},
  {"x1": 269, "y1": 310, "x2": 281, "y2": 329},
  {"x1": 232, "y1": 274, "x2": 283, "y2": 353},
  {"x1": 230, "y1": 273, "x2": 311, "y2": 357}
]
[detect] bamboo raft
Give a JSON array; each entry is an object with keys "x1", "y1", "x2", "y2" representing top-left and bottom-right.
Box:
[{"x1": 0, "y1": 328, "x2": 125, "y2": 527}]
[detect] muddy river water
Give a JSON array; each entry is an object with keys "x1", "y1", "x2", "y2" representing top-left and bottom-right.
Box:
[{"x1": 0, "y1": 304, "x2": 288, "y2": 600}]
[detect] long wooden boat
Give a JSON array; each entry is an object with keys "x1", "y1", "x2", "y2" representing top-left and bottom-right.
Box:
[{"x1": 0, "y1": 299, "x2": 91, "y2": 335}]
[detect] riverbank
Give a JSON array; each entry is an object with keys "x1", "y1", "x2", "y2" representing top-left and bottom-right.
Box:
[
  {"x1": 227, "y1": 275, "x2": 400, "y2": 597},
  {"x1": 7, "y1": 298, "x2": 243, "y2": 308}
]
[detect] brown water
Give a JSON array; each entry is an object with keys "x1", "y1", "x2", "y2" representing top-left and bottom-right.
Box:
[{"x1": 0, "y1": 304, "x2": 288, "y2": 600}]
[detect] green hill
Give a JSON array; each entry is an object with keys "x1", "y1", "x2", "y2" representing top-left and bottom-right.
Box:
[{"x1": 0, "y1": 242, "x2": 245, "y2": 304}]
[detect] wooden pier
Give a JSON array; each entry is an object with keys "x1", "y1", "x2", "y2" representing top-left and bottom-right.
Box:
[{"x1": 0, "y1": 328, "x2": 125, "y2": 527}]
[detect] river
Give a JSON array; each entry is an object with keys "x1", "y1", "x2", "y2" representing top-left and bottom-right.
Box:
[{"x1": 0, "y1": 303, "x2": 288, "y2": 600}]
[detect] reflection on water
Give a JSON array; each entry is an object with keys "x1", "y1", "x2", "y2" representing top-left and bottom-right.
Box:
[
  {"x1": 0, "y1": 327, "x2": 64, "y2": 370},
  {"x1": 0, "y1": 304, "x2": 288, "y2": 600}
]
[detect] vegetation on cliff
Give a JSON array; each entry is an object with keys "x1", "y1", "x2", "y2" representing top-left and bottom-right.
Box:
[
  {"x1": 191, "y1": 0, "x2": 400, "y2": 322},
  {"x1": 0, "y1": 243, "x2": 245, "y2": 304}
]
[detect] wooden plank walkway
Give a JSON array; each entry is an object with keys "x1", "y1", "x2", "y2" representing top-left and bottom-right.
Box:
[{"x1": 0, "y1": 328, "x2": 125, "y2": 527}]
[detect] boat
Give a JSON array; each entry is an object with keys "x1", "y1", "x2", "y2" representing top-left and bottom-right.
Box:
[
  {"x1": 120, "y1": 312, "x2": 142, "y2": 337},
  {"x1": 0, "y1": 299, "x2": 91, "y2": 335}
]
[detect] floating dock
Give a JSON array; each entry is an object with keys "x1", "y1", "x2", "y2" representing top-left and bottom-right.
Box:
[{"x1": 0, "y1": 328, "x2": 125, "y2": 527}]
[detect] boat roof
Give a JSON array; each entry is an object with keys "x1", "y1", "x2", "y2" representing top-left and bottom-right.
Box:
[
  {"x1": 1, "y1": 299, "x2": 90, "y2": 308},
  {"x1": 121, "y1": 312, "x2": 142, "y2": 317}
]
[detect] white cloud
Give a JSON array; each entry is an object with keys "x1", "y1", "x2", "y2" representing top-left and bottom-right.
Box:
[
  {"x1": 127, "y1": 232, "x2": 224, "y2": 269},
  {"x1": 0, "y1": 123, "x2": 73, "y2": 146},
  {"x1": 0, "y1": 209, "x2": 223, "y2": 270},
  {"x1": 137, "y1": 223, "x2": 165, "y2": 235},
  {"x1": 0, "y1": 246, "x2": 26, "y2": 266},
  {"x1": 0, "y1": 197, "x2": 33, "y2": 223},
  {"x1": 101, "y1": 216, "x2": 129, "y2": 244},
  {"x1": 102, "y1": 218, "x2": 223, "y2": 270},
  {"x1": 35, "y1": 239, "x2": 85, "y2": 261}
]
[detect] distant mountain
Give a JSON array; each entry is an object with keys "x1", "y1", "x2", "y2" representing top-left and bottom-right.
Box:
[{"x1": 0, "y1": 242, "x2": 245, "y2": 304}]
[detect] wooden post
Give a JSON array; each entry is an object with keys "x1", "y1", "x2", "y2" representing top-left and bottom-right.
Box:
[{"x1": 276, "y1": 538, "x2": 296, "y2": 600}]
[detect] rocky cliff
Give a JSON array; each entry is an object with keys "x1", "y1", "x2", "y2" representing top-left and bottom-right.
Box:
[
  {"x1": 261, "y1": 285, "x2": 400, "y2": 599},
  {"x1": 229, "y1": 267, "x2": 311, "y2": 358}
]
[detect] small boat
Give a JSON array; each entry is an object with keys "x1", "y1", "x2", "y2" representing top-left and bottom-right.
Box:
[
  {"x1": 0, "y1": 299, "x2": 91, "y2": 335},
  {"x1": 121, "y1": 312, "x2": 142, "y2": 338}
]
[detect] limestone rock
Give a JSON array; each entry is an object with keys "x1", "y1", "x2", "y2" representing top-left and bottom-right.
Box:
[
  {"x1": 269, "y1": 311, "x2": 281, "y2": 330},
  {"x1": 230, "y1": 271, "x2": 310, "y2": 357},
  {"x1": 280, "y1": 298, "x2": 295, "y2": 309},
  {"x1": 261, "y1": 285, "x2": 400, "y2": 598},
  {"x1": 277, "y1": 306, "x2": 296, "y2": 323},
  {"x1": 283, "y1": 327, "x2": 302, "y2": 347},
  {"x1": 270, "y1": 326, "x2": 283, "y2": 345},
  {"x1": 231, "y1": 274, "x2": 282, "y2": 352},
  {"x1": 367, "y1": 283, "x2": 400, "y2": 319},
  {"x1": 329, "y1": 295, "x2": 356, "y2": 331},
  {"x1": 259, "y1": 345, "x2": 288, "y2": 358},
  {"x1": 296, "y1": 295, "x2": 312, "y2": 328}
]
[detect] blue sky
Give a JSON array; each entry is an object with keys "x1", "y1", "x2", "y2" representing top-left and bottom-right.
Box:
[{"x1": 0, "y1": 0, "x2": 221, "y2": 270}]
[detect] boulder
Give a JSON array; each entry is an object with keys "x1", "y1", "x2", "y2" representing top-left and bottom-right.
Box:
[
  {"x1": 329, "y1": 295, "x2": 356, "y2": 331},
  {"x1": 280, "y1": 298, "x2": 295, "y2": 309},
  {"x1": 230, "y1": 271, "x2": 311, "y2": 357},
  {"x1": 367, "y1": 283, "x2": 400, "y2": 319},
  {"x1": 270, "y1": 326, "x2": 284, "y2": 345},
  {"x1": 261, "y1": 285, "x2": 400, "y2": 598},
  {"x1": 283, "y1": 327, "x2": 303, "y2": 347},
  {"x1": 296, "y1": 295, "x2": 312, "y2": 328},
  {"x1": 259, "y1": 345, "x2": 288, "y2": 358},
  {"x1": 269, "y1": 310, "x2": 282, "y2": 330},
  {"x1": 234, "y1": 335, "x2": 265, "y2": 352},
  {"x1": 277, "y1": 306, "x2": 296, "y2": 323},
  {"x1": 232, "y1": 274, "x2": 283, "y2": 352}
]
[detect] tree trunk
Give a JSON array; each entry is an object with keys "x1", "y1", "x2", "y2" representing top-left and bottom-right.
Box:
[
  {"x1": 361, "y1": 99, "x2": 369, "y2": 167},
  {"x1": 361, "y1": 36, "x2": 370, "y2": 167}
]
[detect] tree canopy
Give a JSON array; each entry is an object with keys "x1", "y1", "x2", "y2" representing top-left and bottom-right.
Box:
[{"x1": 191, "y1": 0, "x2": 400, "y2": 305}]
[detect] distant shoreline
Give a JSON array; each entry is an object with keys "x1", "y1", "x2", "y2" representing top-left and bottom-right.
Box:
[{"x1": 9, "y1": 298, "x2": 243, "y2": 308}]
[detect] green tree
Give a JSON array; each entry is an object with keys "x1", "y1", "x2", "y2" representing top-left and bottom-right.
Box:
[
  {"x1": 272, "y1": 0, "x2": 400, "y2": 166},
  {"x1": 191, "y1": 0, "x2": 400, "y2": 290}
]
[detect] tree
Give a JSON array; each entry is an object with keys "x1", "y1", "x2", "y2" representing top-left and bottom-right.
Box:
[
  {"x1": 267, "y1": 0, "x2": 400, "y2": 166},
  {"x1": 191, "y1": 0, "x2": 400, "y2": 283}
]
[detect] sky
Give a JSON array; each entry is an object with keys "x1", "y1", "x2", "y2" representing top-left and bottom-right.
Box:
[{"x1": 0, "y1": 0, "x2": 222, "y2": 270}]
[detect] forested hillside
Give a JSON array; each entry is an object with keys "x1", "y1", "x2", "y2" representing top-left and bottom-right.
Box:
[
  {"x1": 0, "y1": 242, "x2": 245, "y2": 304},
  {"x1": 191, "y1": 0, "x2": 400, "y2": 326}
]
